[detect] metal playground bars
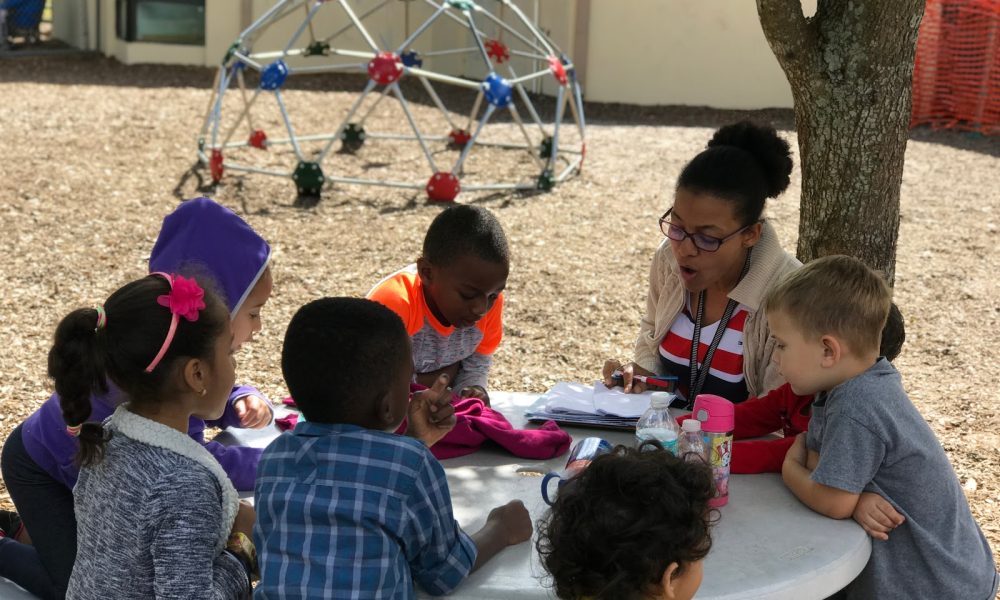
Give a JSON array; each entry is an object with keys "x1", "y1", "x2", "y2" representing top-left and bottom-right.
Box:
[{"x1": 198, "y1": 0, "x2": 586, "y2": 201}]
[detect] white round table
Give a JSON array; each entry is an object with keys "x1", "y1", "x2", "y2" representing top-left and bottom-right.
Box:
[{"x1": 219, "y1": 391, "x2": 871, "y2": 600}]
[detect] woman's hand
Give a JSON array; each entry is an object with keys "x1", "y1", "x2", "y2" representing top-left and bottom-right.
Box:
[{"x1": 602, "y1": 359, "x2": 654, "y2": 394}]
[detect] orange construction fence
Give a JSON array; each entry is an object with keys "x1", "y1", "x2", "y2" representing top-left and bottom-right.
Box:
[{"x1": 911, "y1": 0, "x2": 1000, "y2": 135}]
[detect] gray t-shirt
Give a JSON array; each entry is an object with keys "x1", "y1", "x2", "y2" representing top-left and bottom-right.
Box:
[
  {"x1": 411, "y1": 319, "x2": 492, "y2": 391},
  {"x1": 807, "y1": 359, "x2": 998, "y2": 600}
]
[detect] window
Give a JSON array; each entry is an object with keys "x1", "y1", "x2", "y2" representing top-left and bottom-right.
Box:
[{"x1": 116, "y1": 0, "x2": 205, "y2": 45}]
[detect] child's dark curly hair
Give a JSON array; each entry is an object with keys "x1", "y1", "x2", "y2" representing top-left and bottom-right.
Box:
[{"x1": 536, "y1": 444, "x2": 716, "y2": 599}]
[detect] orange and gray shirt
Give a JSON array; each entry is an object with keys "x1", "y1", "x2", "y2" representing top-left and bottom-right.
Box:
[{"x1": 368, "y1": 265, "x2": 503, "y2": 391}]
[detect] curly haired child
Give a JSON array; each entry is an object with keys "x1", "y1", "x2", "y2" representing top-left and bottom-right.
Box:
[{"x1": 536, "y1": 444, "x2": 716, "y2": 600}]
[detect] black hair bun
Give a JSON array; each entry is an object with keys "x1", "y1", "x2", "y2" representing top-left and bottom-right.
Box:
[{"x1": 708, "y1": 121, "x2": 792, "y2": 198}]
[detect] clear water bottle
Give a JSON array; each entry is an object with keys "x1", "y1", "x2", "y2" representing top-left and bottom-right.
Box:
[
  {"x1": 635, "y1": 392, "x2": 679, "y2": 455},
  {"x1": 677, "y1": 419, "x2": 707, "y2": 464}
]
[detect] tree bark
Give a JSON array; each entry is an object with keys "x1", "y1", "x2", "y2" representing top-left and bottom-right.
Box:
[{"x1": 757, "y1": 0, "x2": 926, "y2": 285}]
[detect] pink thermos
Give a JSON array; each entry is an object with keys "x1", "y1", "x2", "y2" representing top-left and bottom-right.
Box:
[{"x1": 692, "y1": 394, "x2": 734, "y2": 507}]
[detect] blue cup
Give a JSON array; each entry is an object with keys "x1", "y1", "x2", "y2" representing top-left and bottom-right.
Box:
[{"x1": 541, "y1": 437, "x2": 612, "y2": 505}]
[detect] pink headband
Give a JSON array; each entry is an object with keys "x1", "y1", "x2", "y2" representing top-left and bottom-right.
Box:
[{"x1": 145, "y1": 272, "x2": 207, "y2": 373}]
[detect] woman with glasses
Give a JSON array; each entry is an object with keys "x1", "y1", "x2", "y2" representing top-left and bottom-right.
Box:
[{"x1": 603, "y1": 121, "x2": 800, "y2": 407}]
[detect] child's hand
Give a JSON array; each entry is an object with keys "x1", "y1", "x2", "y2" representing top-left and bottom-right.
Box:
[
  {"x1": 853, "y1": 492, "x2": 904, "y2": 541},
  {"x1": 234, "y1": 395, "x2": 272, "y2": 429},
  {"x1": 470, "y1": 499, "x2": 533, "y2": 572},
  {"x1": 459, "y1": 385, "x2": 490, "y2": 406},
  {"x1": 806, "y1": 448, "x2": 820, "y2": 471},
  {"x1": 487, "y1": 500, "x2": 532, "y2": 546},
  {"x1": 231, "y1": 500, "x2": 256, "y2": 539},
  {"x1": 785, "y1": 432, "x2": 808, "y2": 467},
  {"x1": 407, "y1": 374, "x2": 457, "y2": 447}
]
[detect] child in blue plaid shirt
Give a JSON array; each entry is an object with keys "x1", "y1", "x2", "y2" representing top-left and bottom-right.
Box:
[{"x1": 254, "y1": 297, "x2": 532, "y2": 599}]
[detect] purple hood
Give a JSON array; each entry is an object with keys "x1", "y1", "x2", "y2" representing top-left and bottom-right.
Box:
[
  {"x1": 149, "y1": 197, "x2": 271, "y2": 317},
  {"x1": 19, "y1": 198, "x2": 272, "y2": 491}
]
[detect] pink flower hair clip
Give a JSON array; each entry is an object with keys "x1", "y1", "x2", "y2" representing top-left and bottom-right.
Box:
[{"x1": 145, "y1": 272, "x2": 206, "y2": 373}]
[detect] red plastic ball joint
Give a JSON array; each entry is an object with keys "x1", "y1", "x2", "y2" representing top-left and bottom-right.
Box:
[
  {"x1": 210, "y1": 150, "x2": 224, "y2": 183},
  {"x1": 367, "y1": 52, "x2": 403, "y2": 86},
  {"x1": 248, "y1": 129, "x2": 268, "y2": 150},
  {"x1": 426, "y1": 172, "x2": 460, "y2": 203},
  {"x1": 485, "y1": 39, "x2": 510, "y2": 64},
  {"x1": 548, "y1": 55, "x2": 568, "y2": 86},
  {"x1": 448, "y1": 128, "x2": 472, "y2": 147}
]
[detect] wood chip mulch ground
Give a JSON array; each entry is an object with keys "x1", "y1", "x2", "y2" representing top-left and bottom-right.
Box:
[{"x1": 1, "y1": 54, "x2": 999, "y2": 569}]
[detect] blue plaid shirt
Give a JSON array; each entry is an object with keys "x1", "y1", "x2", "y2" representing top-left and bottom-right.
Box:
[{"x1": 253, "y1": 422, "x2": 477, "y2": 599}]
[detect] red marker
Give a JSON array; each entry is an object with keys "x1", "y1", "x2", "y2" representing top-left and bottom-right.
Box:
[{"x1": 610, "y1": 370, "x2": 678, "y2": 391}]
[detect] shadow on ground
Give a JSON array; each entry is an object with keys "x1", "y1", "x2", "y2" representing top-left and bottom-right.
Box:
[{"x1": 7, "y1": 54, "x2": 991, "y2": 159}]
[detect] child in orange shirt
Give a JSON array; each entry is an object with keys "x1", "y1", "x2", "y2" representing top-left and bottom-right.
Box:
[{"x1": 369, "y1": 206, "x2": 508, "y2": 405}]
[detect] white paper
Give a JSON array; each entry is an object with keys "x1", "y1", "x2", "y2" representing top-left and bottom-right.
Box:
[
  {"x1": 592, "y1": 381, "x2": 654, "y2": 418},
  {"x1": 540, "y1": 381, "x2": 596, "y2": 415},
  {"x1": 527, "y1": 382, "x2": 642, "y2": 430},
  {"x1": 538, "y1": 381, "x2": 653, "y2": 419}
]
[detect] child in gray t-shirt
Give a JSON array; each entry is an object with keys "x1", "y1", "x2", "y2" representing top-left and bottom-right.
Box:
[{"x1": 763, "y1": 256, "x2": 998, "y2": 600}]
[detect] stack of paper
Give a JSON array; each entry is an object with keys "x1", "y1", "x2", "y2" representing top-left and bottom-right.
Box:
[{"x1": 525, "y1": 381, "x2": 656, "y2": 430}]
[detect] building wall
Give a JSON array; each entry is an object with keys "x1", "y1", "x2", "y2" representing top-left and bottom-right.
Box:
[
  {"x1": 95, "y1": 0, "x2": 249, "y2": 66},
  {"x1": 51, "y1": 0, "x2": 98, "y2": 51},
  {"x1": 51, "y1": 0, "x2": 815, "y2": 110},
  {"x1": 582, "y1": 0, "x2": 815, "y2": 109}
]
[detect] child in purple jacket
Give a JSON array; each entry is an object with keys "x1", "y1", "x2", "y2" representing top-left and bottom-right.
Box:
[{"x1": 0, "y1": 197, "x2": 273, "y2": 599}]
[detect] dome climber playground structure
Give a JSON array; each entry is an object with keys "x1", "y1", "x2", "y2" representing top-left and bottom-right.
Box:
[{"x1": 197, "y1": 0, "x2": 586, "y2": 202}]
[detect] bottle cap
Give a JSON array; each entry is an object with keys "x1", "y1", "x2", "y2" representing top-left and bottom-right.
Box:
[
  {"x1": 692, "y1": 394, "x2": 734, "y2": 431},
  {"x1": 681, "y1": 418, "x2": 701, "y2": 433},
  {"x1": 649, "y1": 391, "x2": 674, "y2": 409}
]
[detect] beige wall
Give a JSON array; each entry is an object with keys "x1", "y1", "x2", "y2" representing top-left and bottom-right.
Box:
[
  {"x1": 51, "y1": 0, "x2": 814, "y2": 110},
  {"x1": 51, "y1": 0, "x2": 97, "y2": 50},
  {"x1": 59, "y1": 0, "x2": 241, "y2": 66},
  {"x1": 581, "y1": 0, "x2": 815, "y2": 109}
]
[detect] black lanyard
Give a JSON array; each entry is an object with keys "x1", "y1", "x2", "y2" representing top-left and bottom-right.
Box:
[{"x1": 685, "y1": 250, "x2": 752, "y2": 409}]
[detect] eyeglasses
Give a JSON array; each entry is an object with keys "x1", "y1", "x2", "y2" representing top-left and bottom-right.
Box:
[{"x1": 658, "y1": 209, "x2": 758, "y2": 253}]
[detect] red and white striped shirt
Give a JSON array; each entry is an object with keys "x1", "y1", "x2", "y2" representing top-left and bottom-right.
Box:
[{"x1": 658, "y1": 302, "x2": 750, "y2": 404}]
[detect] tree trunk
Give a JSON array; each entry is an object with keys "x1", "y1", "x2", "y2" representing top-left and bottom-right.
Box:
[{"x1": 756, "y1": 0, "x2": 926, "y2": 285}]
